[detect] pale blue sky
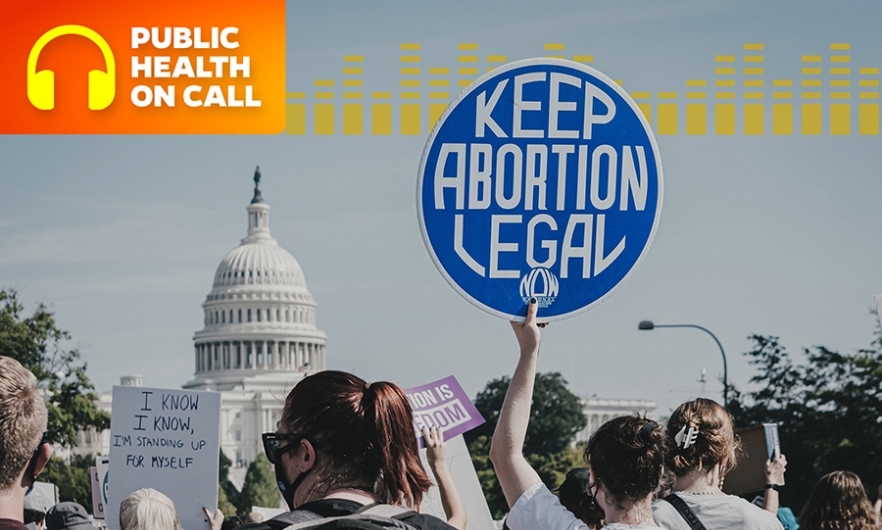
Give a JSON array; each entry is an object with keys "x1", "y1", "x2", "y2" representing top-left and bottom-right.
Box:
[{"x1": 2, "y1": 1, "x2": 881, "y2": 417}]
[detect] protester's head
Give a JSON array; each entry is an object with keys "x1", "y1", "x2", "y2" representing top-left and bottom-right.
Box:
[
  {"x1": 271, "y1": 370, "x2": 431, "y2": 509},
  {"x1": 664, "y1": 398, "x2": 739, "y2": 478},
  {"x1": 584, "y1": 415, "x2": 665, "y2": 511},
  {"x1": 555, "y1": 468, "x2": 605, "y2": 528},
  {"x1": 45, "y1": 503, "x2": 97, "y2": 530},
  {"x1": 0, "y1": 356, "x2": 49, "y2": 495},
  {"x1": 119, "y1": 488, "x2": 182, "y2": 530},
  {"x1": 798, "y1": 471, "x2": 879, "y2": 530},
  {"x1": 23, "y1": 491, "x2": 50, "y2": 529}
]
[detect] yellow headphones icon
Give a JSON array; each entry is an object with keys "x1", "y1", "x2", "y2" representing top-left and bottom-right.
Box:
[{"x1": 27, "y1": 25, "x2": 116, "y2": 111}]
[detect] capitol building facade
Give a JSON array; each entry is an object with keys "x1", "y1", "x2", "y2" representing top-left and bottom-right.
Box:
[{"x1": 75, "y1": 169, "x2": 327, "y2": 487}]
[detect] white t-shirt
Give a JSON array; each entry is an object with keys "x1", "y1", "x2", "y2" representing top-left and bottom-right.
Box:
[
  {"x1": 507, "y1": 482, "x2": 666, "y2": 530},
  {"x1": 652, "y1": 493, "x2": 784, "y2": 530}
]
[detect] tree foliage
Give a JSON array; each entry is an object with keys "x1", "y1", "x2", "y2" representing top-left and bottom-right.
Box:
[
  {"x1": 467, "y1": 372, "x2": 587, "y2": 456},
  {"x1": 218, "y1": 450, "x2": 238, "y2": 517},
  {"x1": 217, "y1": 483, "x2": 237, "y2": 518},
  {"x1": 41, "y1": 455, "x2": 93, "y2": 508},
  {"x1": 237, "y1": 454, "x2": 279, "y2": 514},
  {"x1": 465, "y1": 372, "x2": 587, "y2": 518},
  {"x1": 728, "y1": 332, "x2": 882, "y2": 510},
  {"x1": 0, "y1": 289, "x2": 110, "y2": 447}
]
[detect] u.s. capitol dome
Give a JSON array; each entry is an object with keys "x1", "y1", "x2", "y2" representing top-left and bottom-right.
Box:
[
  {"x1": 183, "y1": 167, "x2": 327, "y2": 473},
  {"x1": 185, "y1": 167, "x2": 327, "y2": 391}
]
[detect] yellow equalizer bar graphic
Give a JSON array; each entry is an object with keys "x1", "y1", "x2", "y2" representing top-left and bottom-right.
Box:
[{"x1": 285, "y1": 43, "x2": 879, "y2": 136}]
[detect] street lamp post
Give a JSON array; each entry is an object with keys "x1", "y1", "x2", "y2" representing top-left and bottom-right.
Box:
[{"x1": 638, "y1": 320, "x2": 729, "y2": 404}]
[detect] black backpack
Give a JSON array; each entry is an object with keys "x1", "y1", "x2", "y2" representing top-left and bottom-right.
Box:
[{"x1": 264, "y1": 504, "x2": 421, "y2": 530}]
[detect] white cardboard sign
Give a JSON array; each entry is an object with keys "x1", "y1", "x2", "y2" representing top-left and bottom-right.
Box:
[{"x1": 107, "y1": 386, "x2": 220, "y2": 530}]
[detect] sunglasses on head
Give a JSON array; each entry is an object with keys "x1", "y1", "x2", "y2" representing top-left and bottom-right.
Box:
[{"x1": 261, "y1": 432, "x2": 302, "y2": 465}]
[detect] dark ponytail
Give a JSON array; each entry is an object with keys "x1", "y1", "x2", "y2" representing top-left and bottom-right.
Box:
[{"x1": 281, "y1": 371, "x2": 431, "y2": 507}]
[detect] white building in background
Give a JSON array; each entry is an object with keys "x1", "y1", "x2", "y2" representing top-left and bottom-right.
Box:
[
  {"x1": 75, "y1": 169, "x2": 328, "y2": 488},
  {"x1": 183, "y1": 167, "x2": 327, "y2": 484},
  {"x1": 575, "y1": 397, "x2": 657, "y2": 444}
]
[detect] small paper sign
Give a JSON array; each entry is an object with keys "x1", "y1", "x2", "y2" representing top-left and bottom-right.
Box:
[
  {"x1": 404, "y1": 375, "x2": 484, "y2": 447},
  {"x1": 89, "y1": 457, "x2": 109, "y2": 519}
]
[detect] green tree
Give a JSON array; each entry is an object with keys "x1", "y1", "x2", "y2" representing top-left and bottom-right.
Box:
[
  {"x1": 237, "y1": 454, "x2": 279, "y2": 514},
  {"x1": 0, "y1": 289, "x2": 110, "y2": 447},
  {"x1": 217, "y1": 484, "x2": 237, "y2": 518},
  {"x1": 41, "y1": 455, "x2": 93, "y2": 507},
  {"x1": 465, "y1": 372, "x2": 587, "y2": 518},
  {"x1": 728, "y1": 330, "x2": 882, "y2": 510},
  {"x1": 467, "y1": 372, "x2": 587, "y2": 456},
  {"x1": 217, "y1": 451, "x2": 238, "y2": 517}
]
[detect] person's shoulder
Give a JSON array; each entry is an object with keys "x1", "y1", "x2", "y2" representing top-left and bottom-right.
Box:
[
  {"x1": 236, "y1": 508, "x2": 327, "y2": 530},
  {"x1": 651, "y1": 499, "x2": 687, "y2": 530},
  {"x1": 734, "y1": 498, "x2": 784, "y2": 528},
  {"x1": 651, "y1": 498, "x2": 683, "y2": 517},
  {"x1": 714, "y1": 495, "x2": 783, "y2": 529},
  {"x1": 652, "y1": 498, "x2": 677, "y2": 513},
  {"x1": 0, "y1": 520, "x2": 29, "y2": 530}
]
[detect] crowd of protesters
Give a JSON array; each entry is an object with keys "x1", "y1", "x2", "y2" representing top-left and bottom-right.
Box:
[{"x1": 1, "y1": 303, "x2": 880, "y2": 530}]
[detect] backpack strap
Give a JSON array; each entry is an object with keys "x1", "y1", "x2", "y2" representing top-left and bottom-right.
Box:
[
  {"x1": 662, "y1": 494, "x2": 708, "y2": 530},
  {"x1": 281, "y1": 504, "x2": 419, "y2": 530},
  {"x1": 353, "y1": 504, "x2": 418, "y2": 520},
  {"x1": 268, "y1": 510, "x2": 324, "y2": 530},
  {"x1": 310, "y1": 520, "x2": 388, "y2": 530}
]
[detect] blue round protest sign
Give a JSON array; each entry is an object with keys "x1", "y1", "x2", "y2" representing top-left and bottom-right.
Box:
[{"x1": 418, "y1": 58, "x2": 663, "y2": 321}]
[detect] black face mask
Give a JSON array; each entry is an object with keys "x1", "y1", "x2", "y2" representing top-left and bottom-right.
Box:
[{"x1": 275, "y1": 459, "x2": 311, "y2": 510}]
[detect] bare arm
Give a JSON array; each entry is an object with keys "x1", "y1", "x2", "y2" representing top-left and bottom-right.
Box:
[
  {"x1": 762, "y1": 451, "x2": 786, "y2": 514},
  {"x1": 424, "y1": 426, "x2": 467, "y2": 530},
  {"x1": 489, "y1": 299, "x2": 544, "y2": 508}
]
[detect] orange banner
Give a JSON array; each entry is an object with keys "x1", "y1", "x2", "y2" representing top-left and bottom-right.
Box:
[{"x1": 0, "y1": 0, "x2": 285, "y2": 133}]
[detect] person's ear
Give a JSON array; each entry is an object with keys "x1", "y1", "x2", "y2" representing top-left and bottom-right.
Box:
[
  {"x1": 33, "y1": 443, "x2": 51, "y2": 478},
  {"x1": 298, "y1": 439, "x2": 316, "y2": 472},
  {"x1": 588, "y1": 468, "x2": 601, "y2": 496}
]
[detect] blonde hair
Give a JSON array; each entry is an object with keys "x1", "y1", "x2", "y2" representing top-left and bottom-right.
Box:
[
  {"x1": 120, "y1": 489, "x2": 182, "y2": 530},
  {"x1": 664, "y1": 398, "x2": 740, "y2": 477},
  {"x1": 0, "y1": 356, "x2": 48, "y2": 491}
]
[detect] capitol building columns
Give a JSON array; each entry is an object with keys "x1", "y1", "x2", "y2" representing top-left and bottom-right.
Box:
[{"x1": 193, "y1": 339, "x2": 326, "y2": 374}]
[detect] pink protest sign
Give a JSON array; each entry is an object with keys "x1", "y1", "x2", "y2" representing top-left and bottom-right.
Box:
[{"x1": 404, "y1": 375, "x2": 484, "y2": 447}]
